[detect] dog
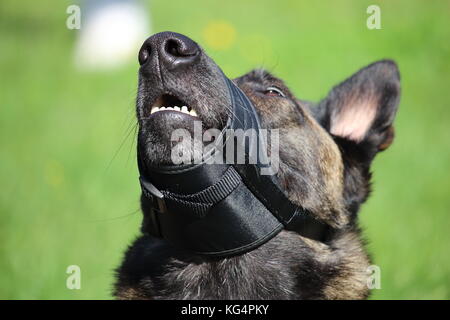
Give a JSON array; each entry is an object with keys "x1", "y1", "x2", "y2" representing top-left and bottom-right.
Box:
[{"x1": 114, "y1": 32, "x2": 400, "y2": 299}]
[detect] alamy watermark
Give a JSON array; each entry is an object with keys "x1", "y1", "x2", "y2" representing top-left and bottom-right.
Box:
[
  {"x1": 66, "y1": 5, "x2": 81, "y2": 30},
  {"x1": 367, "y1": 5, "x2": 381, "y2": 30},
  {"x1": 66, "y1": 265, "x2": 81, "y2": 290},
  {"x1": 170, "y1": 121, "x2": 279, "y2": 175},
  {"x1": 367, "y1": 265, "x2": 381, "y2": 289}
]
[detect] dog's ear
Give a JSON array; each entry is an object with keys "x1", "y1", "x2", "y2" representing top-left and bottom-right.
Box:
[
  {"x1": 314, "y1": 60, "x2": 400, "y2": 216},
  {"x1": 316, "y1": 60, "x2": 400, "y2": 162}
]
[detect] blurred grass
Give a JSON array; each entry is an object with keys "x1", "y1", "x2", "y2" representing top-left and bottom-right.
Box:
[{"x1": 0, "y1": 0, "x2": 449, "y2": 299}]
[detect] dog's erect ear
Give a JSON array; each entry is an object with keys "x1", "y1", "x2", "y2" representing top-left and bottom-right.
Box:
[
  {"x1": 314, "y1": 60, "x2": 400, "y2": 217},
  {"x1": 317, "y1": 60, "x2": 400, "y2": 160}
]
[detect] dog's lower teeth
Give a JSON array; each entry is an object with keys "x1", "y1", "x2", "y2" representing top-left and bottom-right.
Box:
[{"x1": 150, "y1": 105, "x2": 197, "y2": 117}]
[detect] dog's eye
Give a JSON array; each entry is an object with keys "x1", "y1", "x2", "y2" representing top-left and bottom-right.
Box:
[{"x1": 264, "y1": 86, "x2": 285, "y2": 97}]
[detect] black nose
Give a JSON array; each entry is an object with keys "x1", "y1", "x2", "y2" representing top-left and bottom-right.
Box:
[{"x1": 139, "y1": 32, "x2": 200, "y2": 71}]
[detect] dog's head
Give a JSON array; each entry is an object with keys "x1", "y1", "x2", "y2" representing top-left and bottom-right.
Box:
[{"x1": 136, "y1": 31, "x2": 400, "y2": 230}]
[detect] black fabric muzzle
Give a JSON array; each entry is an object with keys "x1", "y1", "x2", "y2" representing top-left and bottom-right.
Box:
[{"x1": 138, "y1": 76, "x2": 332, "y2": 257}]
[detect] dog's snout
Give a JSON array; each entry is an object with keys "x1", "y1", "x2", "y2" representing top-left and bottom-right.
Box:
[{"x1": 139, "y1": 32, "x2": 200, "y2": 71}]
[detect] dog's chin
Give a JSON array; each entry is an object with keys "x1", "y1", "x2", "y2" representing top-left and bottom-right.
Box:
[{"x1": 139, "y1": 110, "x2": 226, "y2": 167}]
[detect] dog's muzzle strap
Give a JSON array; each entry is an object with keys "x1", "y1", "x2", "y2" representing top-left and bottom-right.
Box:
[{"x1": 139, "y1": 164, "x2": 284, "y2": 256}]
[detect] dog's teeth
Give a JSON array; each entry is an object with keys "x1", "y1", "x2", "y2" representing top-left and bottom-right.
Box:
[{"x1": 151, "y1": 104, "x2": 196, "y2": 116}]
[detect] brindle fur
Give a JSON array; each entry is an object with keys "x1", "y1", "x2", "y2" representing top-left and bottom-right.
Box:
[{"x1": 114, "y1": 32, "x2": 400, "y2": 300}]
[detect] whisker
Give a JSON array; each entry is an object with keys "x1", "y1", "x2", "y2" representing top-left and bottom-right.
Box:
[
  {"x1": 86, "y1": 207, "x2": 141, "y2": 223},
  {"x1": 104, "y1": 111, "x2": 138, "y2": 173},
  {"x1": 126, "y1": 122, "x2": 139, "y2": 166}
]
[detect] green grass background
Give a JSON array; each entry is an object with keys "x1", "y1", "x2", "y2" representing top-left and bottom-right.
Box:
[{"x1": 1, "y1": 0, "x2": 449, "y2": 299}]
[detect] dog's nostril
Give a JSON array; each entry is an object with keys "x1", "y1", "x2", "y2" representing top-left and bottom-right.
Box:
[
  {"x1": 138, "y1": 46, "x2": 150, "y2": 65},
  {"x1": 159, "y1": 35, "x2": 200, "y2": 70},
  {"x1": 164, "y1": 39, "x2": 198, "y2": 58},
  {"x1": 165, "y1": 40, "x2": 181, "y2": 57}
]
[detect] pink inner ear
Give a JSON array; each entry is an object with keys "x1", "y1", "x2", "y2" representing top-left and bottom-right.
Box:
[{"x1": 330, "y1": 98, "x2": 378, "y2": 142}]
